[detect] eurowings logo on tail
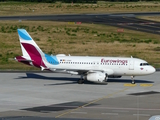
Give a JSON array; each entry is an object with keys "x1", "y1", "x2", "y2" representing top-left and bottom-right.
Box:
[{"x1": 15, "y1": 29, "x2": 59, "y2": 70}]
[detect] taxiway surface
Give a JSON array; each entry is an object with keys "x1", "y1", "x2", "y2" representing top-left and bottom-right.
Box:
[
  {"x1": 0, "y1": 72, "x2": 160, "y2": 120},
  {"x1": 0, "y1": 12, "x2": 160, "y2": 34}
]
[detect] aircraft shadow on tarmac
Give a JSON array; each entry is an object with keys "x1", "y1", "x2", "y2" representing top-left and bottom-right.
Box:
[
  {"x1": 107, "y1": 79, "x2": 154, "y2": 83},
  {"x1": 15, "y1": 73, "x2": 154, "y2": 85}
]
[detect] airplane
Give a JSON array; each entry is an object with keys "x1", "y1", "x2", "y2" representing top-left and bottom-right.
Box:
[{"x1": 15, "y1": 29, "x2": 155, "y2": 84}]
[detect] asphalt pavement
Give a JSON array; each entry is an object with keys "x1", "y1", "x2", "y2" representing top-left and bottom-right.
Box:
[
  {"x1": 0, "y1": 12, "x2": 160, "y2": 34},
  {"x1": 0, "y1": 72, "x2": 160, "y2": 120}
]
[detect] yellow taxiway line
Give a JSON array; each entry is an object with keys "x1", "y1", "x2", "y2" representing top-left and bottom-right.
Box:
[
  {"x1": 140, "y1": 84, "x2": 153, "y2": 87},
  {"x1": 124, "y1": 83, "x2": 153, "y2": 87},
  {"x1": 124, "y1": 83, "x2": 137, "y2": 87}
]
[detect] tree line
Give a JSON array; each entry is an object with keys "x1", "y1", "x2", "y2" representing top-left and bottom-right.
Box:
[{"x1": 0, "y1": 0, "x2": 160, "y2": 3}]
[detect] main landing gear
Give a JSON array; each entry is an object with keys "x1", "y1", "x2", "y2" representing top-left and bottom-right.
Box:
[
  {"x1": 78, "y1": 75, "x2": 85, "y2": 84},
  {"x1": 131, "y1": 76, "x2": 135, "y2": 84}
]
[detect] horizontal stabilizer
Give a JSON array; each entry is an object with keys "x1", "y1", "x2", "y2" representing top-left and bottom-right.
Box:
[
  {"x1": 15, "y1": 56, "x2": 32, "y2": 62},
  {"x1": 17, "y1": 59, "x2": 33, "y2": 62}
]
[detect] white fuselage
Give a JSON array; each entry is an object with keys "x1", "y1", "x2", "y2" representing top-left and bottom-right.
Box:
[{"x1": 43, "y1": 56, "x2": 155, "y2": 76}]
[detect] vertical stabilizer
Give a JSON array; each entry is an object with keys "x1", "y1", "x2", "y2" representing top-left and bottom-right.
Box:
[
  {"x1": 16, "y1": 29, "x2": 46, "y2": 68},
  {"x1": 18, "y1": 29, "x2": 43, "y2": 59}
]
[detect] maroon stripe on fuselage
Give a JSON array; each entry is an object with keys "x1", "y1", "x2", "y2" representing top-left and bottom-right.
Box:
[{"x1": 21, "y1": 43, "x2": 46, "y2": 68}]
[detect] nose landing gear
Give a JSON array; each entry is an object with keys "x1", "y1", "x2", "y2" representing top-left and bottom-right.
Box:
[{"x1": 131, "y1": 76, "x2": 135, "y2": 84}]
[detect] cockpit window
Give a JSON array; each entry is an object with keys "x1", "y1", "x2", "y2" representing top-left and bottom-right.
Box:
[{"x1": 140, "y1": 63, "x2": 149, "y2": 66}]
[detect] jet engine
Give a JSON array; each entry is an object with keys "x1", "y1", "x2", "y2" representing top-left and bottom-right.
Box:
[{"x1": 86, "y1": 72, "x2": 107, "y2": 82}]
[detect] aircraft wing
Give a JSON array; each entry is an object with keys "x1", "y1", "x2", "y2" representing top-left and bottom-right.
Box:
[
  {"x1": 49, "y1": 68, "x2": 114, "y2": 76},
  {"x1": 69, "y1": 69, "x2": 114, "y2": 75}
]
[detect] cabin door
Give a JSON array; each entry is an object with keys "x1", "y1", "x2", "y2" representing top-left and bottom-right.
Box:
[{"x1": 129, "y1": 60, "x2": 134, "y2": 70}]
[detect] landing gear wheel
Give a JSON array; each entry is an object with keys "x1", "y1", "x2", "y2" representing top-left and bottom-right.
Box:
[
  {"x1": 131, "y1": 76, "x2": 135, "y2": 84},
  {"x1": 103, "y1": 74, "x2": 108, "y2": 85},
  {"x1": 131, "y1": 81, "x2": 135, "y2": 84},
  {"x1": 78, "y1": 79, "x2": 84, "y2": 84}
]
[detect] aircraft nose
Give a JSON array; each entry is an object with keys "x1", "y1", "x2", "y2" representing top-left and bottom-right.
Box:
[{"x1": 150, "y1": 66, "x2": 156, "y2": 74}]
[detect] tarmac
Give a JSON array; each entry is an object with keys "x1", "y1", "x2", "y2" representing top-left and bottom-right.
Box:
[
  {"x1": 0, "y1": 12, "x2": 160, "y2": 34},
  {"x1": 0, "y1": 72, "x2": 160, "y2": 120}
]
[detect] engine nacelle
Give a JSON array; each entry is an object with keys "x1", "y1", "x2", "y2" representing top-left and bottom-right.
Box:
[{"x1": 86, "y1": 72, "x2": 107, "y2": 82}]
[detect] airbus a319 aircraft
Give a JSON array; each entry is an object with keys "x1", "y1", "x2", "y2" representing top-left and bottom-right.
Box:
[{"x1": 15, "y1": 29, "x2": 155, "y2": 84}]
